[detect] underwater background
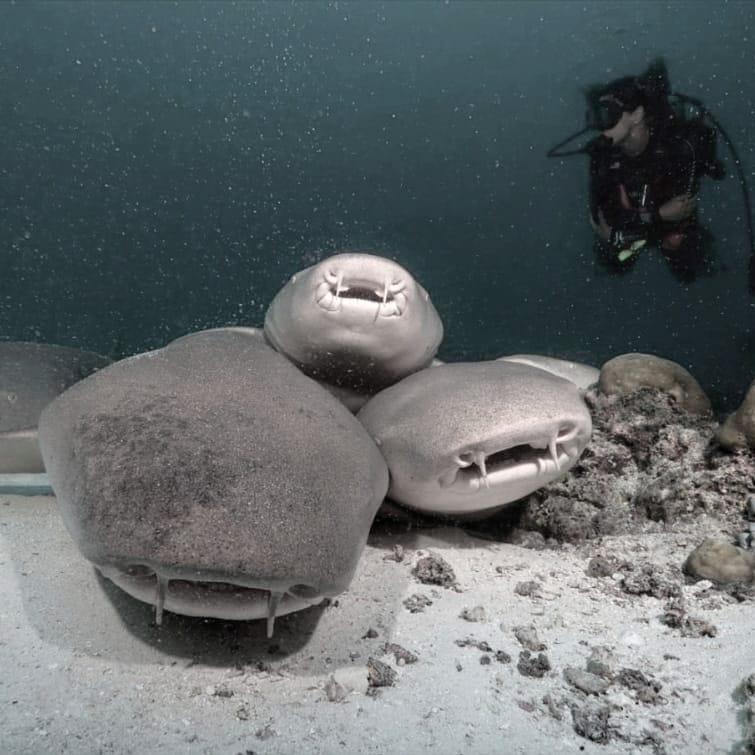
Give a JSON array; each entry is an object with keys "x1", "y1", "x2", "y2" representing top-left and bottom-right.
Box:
[{"x1": 0, "y1": 0, "x2": 752, "y2": 411}]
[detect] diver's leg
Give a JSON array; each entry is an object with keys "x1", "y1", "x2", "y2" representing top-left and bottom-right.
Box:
[{"x1": 661, "y1": 224, "x2": 717, "y2": 283}]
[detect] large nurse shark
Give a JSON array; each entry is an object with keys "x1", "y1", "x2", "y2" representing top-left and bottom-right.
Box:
[
  {"x1": 38, "y1": 329, "x2": 388, "y2": 635},
  {"x1": 264, "y1": 253, "x2": 443, "y2": 408},
  {"x1": 358, "y1": 360, "x2": 592, "y2": 517}
]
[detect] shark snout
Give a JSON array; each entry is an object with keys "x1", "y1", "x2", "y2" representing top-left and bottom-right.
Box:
[{"x1": 439, "y1": 420, "x2": 588, "y2": 492}]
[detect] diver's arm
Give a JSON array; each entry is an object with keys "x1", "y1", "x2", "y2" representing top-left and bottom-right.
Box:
[
  {"x1": 655, "y1": 138, "x2": 698, "y2": 222},
  {"x1": 658, "y1": 194, "x2": 697, "y2": 222}
]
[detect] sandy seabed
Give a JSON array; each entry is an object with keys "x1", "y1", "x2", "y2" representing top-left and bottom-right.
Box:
[{"x1": 1, "y1": 492, "x2": 753, "y2": 755}]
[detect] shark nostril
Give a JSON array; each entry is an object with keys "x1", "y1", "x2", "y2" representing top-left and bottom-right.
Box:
[
  {"x1": 556, "y1": 423, "x2": 579, "y2": 443},
  {"x1": 125, "y1": 564, "x2": 154, "y2": 578},
  {"x1": 455, "y1": 451, "x2": 476, "y2": 468}
]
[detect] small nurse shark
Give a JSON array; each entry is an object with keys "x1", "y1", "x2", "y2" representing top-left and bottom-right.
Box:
[
  {"x1": 0, "y1": 341, "x2": 111, "y2": 473},
  {"x1": 358, "y1": 360, "x2": 592, "y2": 517},
  {"x1": 264, "y1": 253, "x2": 443, "y2": 406},
  {"x1": 497, "y1": 354, "x2": 600, "y2": 394}
]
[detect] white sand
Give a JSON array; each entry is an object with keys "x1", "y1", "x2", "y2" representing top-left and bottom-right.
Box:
[{"x1": 1, "y1": 495, "x2": 752, "y2": 754}]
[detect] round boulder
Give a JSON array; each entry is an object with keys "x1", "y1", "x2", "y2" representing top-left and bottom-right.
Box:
[
  {"x1": 715, "y1": 379, "x2": 755, "y2": 450},
  {"x1": 599, "y1": 353, "x2": 711, "y2": 415},
  {"x1": 684, "y1": 539, "x2": 755, "y2": 584}
]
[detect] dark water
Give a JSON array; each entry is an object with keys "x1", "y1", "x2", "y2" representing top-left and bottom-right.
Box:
[{"x1": 1, "y1": 0, "x2": 753, "y2": 410}]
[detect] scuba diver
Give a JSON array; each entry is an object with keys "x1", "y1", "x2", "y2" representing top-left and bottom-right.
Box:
[{"x1": 548, "y1": 59, "x2": 754, "y2": 289}]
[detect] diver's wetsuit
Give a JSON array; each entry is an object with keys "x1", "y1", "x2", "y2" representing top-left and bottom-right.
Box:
[{"x1": 589, "y1": 122, "x2": 716, "y2": 283}]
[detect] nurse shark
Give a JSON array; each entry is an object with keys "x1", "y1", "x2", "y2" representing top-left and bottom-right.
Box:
[
  {"x1": 264, "y1": 253, "x2": 443, "y2": 407},
  {"x1": 0, "y1": 341, "x2": 111, "y2": 473},
  {"x1": 358, "y1": 360, "x2": 592, "y2": 517},
  {"x1": 38, "y1": 330, "x2": 388, "y2": 635}
]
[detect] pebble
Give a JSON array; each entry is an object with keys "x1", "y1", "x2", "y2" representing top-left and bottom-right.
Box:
[
  {"x1": 460, "y1": 606, "x2": 486, "y2": 623},
  {"x1": 564, "y1": 667, "x2": 610, "y2": 695},
  {"x1": 513, "y1": 625, "x2": 546, "y2": 652},
  {"x1": 517, "y1": 651, "x2": 551, "y2": 678}
]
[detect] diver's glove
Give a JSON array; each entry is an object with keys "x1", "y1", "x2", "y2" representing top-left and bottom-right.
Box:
[{"x1": 609, "y1": 226, "x2": 648, "y2": 262}]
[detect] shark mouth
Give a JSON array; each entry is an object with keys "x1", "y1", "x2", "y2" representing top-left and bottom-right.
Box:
[
  {"x1": 439, "y1": 424, "x2": 584, "y2": 493},
  {"x1": 315, "y1": 268, "x2": 407, "y2": 317},
  {"x1": 97, "y1": 565, "x2": 324, "y2": 637}
]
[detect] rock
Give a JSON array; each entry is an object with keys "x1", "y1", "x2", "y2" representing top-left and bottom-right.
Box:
[
  {"x1": 621, "y1": 563, "x2": 682, "y2": 599},
  {"x1": 586, "y1": 555, "x2": 625, "y2": 578},
  {"x1": 684, "y1": 539, "x2": 755, "y2": 584},
  {"x1": 255, "y1": 725, "x2": 276, "y2": 740},
  {"x1": 514, "y1": 580, "x2": 541, "y2": 597},
  {"x1": 517, "y1": 651, "x2": 551, "y2": 678},
  {"x1": 661, "y1": 598, "x2": 717, "y2": 637},
  {"x1": 615, "y1": 668, "x2": 662, "y2": 704},
  {"x1": 715, "y1": 379, "x2": 755, "y2": 450},
  {"x1": 587, "y1": 646, "x2": 615, "y2": 675},
  {"x1": 384, "y1": 545, "x2": 405, "y2": 562},
  {"x1": 382, "y1": 643, "x2": 418, "y2": 665},
  {"x1": 585, "y1": 659, "x2": 612, "y2": 679},
  {"x1": 367, "y1": 658, "x2": 397, "y2": 688},
  {"x1": 563, "y1": 667, "x2": 610, "y2": 695},
  {"x1": 455, "y1": 638, "x2": 493, "y2": 652},
  {"x1": 412, "y1": 553, "x2": 457, "y2": 587},
  {"x1": 542, "y1": 693, "x2": 564, "y2": 721},
  {"x1": 507, "y1": 529, "x2": 548, "y2": 550},
  {"x1": 460, "y1": 606, "x2": 486, "y2": 622},
  {"x1": 515, "y1": 385, "x2": 751, "y2": 545},
  {"x1": 520, "y1": 495, "x2": 600, "y2": 542},
  {"x1": 513, "y1": 625, "x2": 546, "y2": 652},
  {"x1": 571, "y1": 702, "x2": 612, "y2": 743},
  {"x1": 599, "y1": 353, "x2": 712, "y2": 415},
  {"x1": 403, "y1": 594, "x2": 433, "y2": 613},
  {"x1": 632, "y1": 469, "x2": 689, "y2": 522},
  {"x1": 324, "y1": 675, "x2": 349, "y2": 702}
]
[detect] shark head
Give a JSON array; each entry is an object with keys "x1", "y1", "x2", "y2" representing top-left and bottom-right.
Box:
[
  {"x1": 264, "y1": 253, "x2": 443, "y2": 394},
  {"x1": 358, "y1": 361, "x2": 592, "y2": 517}
]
